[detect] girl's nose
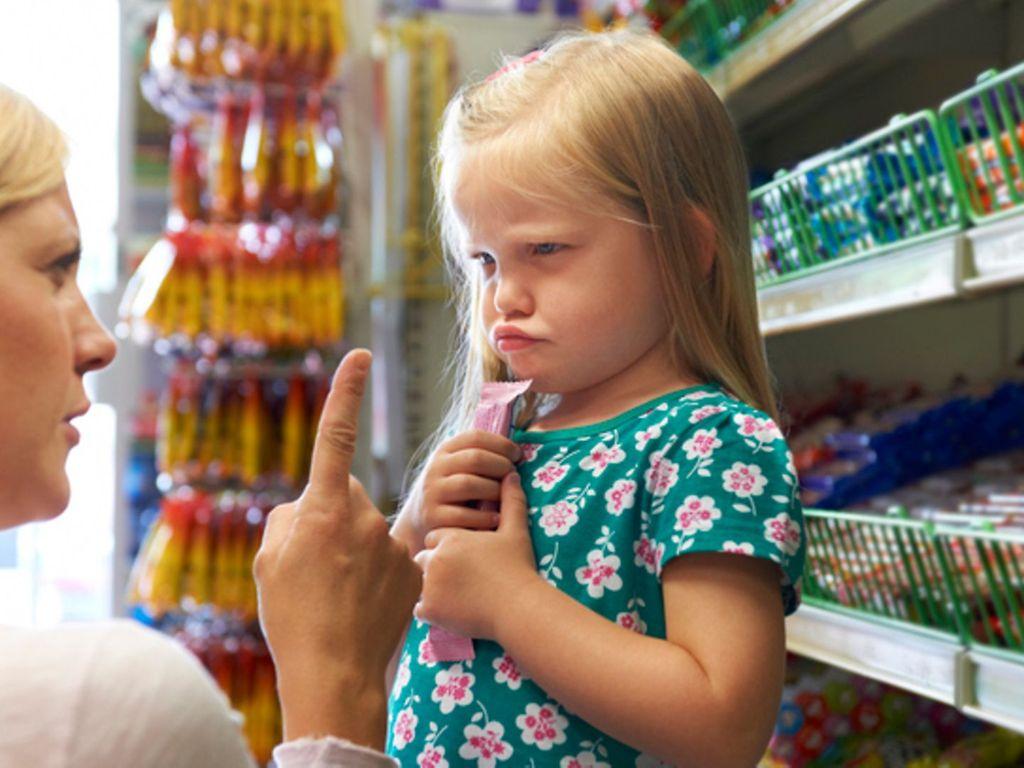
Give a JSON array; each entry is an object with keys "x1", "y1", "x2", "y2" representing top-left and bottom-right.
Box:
[{"x1": 492, "y1": 269, "x2": 534, "y2": 318}]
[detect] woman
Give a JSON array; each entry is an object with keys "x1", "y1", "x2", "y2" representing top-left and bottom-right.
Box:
[{"x1": 0, "y1": 83, "x2": 417, "y2": 767}]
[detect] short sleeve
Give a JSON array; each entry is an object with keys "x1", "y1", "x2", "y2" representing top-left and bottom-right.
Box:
[{"x1": 645, "y1": 407, "x2": 805, "y2": 614}]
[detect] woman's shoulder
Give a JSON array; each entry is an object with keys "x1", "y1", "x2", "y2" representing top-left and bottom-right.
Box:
[{"x1": 0, "y1": 620, "x2": 253, "y2": 768}]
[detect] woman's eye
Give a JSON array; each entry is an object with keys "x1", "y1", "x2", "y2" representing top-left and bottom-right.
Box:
[
  {"x1": 46, "y1": 258, "x2": 77, "y2": 289},
  {"x1": 532, "y1": 243, "x2": 563, "y2": 256}
]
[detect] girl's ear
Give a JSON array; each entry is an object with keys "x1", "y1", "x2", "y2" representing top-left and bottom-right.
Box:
[{"x1": 685, "y1": 205, "x2": 716, "y2": 279}]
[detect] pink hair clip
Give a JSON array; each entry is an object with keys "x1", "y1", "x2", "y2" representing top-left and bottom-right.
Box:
[{"x1": 485, "y1": 49, "x2": 544, "y2": 82}]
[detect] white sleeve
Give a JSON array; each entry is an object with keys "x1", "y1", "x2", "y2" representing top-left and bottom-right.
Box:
[
  {"x1": 71, "y1": 621, "x2": 257, "y2": 768},
  {"x1": 273, "y1": 738, "x2": 399, "y2": 767},
  {"x1": 0, "y1": 620, "x2": 256, "y2": 768}
]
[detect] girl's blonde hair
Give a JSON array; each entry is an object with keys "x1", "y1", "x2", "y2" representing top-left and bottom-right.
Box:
[
  {"x1": 407, "y1": 28, "x2": 776, "y2": 497},
  {"x1": 0, "y1": 84, "x2": 68, "y2": 214}
]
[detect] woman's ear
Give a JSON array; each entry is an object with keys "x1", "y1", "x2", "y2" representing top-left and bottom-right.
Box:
[{"x1": 686, "y1": 205, "x2": 716, "y2": 279}]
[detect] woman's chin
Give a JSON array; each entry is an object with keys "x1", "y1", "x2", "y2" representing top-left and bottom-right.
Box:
[{"x1": 13, "y1": 473, "x2": 71, "y2": 526}]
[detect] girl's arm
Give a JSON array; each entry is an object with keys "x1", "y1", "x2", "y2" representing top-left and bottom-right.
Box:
[
  {"x1": 416, "y1": 478, "x2": 785, "y2": 767},
  {"x1": 496, "y1": 552, "x2": 785, "y2": 767}
]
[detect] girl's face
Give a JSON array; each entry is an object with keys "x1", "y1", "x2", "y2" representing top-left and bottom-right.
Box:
[
  {"x1": 0, "y1": 183, "x2": 116, "y2": 529},
  {"x1": 453, "y1": 155, "x2": 683, "y2": 418}
]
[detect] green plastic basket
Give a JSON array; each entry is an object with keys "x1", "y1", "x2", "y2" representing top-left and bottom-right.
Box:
[
  {"x1": 934, "y1": 524, "x2": 1024, "y2": 661},
  {"x1": 939, "y1": 62, "x2": 1024, "y2": 225},
  {"x1": 803, "y1": 509, "x2": 962, "y2": 640},
  {"x1": 750, "y1": 111, "x2": 964, "y2": 288}
]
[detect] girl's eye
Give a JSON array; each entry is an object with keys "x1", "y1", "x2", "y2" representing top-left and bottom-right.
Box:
[
  {"x1": 470, "y1": 252, "x2": 496, "y2": 267},
  {"x1": 532, "y1": 243, "x2": 563, "y2": 256}
]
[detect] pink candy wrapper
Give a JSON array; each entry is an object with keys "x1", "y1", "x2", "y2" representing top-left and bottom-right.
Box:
[{"x1": 425, "y1": 379, "x2": 532, "y2": 663}]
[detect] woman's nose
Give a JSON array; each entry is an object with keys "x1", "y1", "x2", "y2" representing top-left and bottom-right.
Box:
[{"x1": 72, "y1": 289, "x2": 117, "y2": 376}]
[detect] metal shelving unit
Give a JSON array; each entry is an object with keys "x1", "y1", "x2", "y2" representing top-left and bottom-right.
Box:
[{"x1": 736, "y1": 7, "x2": 1024, "y2": 736}]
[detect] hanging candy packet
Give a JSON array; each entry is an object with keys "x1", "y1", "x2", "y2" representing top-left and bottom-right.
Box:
[{"x1": 426, "y1": 379, "x2": 532, "y2": 663}]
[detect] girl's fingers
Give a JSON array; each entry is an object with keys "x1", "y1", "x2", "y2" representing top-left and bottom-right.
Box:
[
  {"x1": 426, "y1": 505, "x2": 501, "y2": 532},
  {"x1": 435, "y1": 473, "x2": 502, "y2": 504},
  {"x1": 442, "y1": 448, "x2": 517, "y2": 480},
  {"x1": 440, "y1": 430, "x2": 521, "y2": 463}
]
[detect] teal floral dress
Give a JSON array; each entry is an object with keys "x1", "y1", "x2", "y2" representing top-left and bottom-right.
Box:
[{"x1": 387, "y1": 385, "x2": 805, "y2": 768}]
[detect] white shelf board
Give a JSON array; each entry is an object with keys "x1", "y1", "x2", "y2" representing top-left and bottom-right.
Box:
[
  {"x1": 786, "y1": 605, "x2": 964, "y2": 706},
  {"x1": 963, "y1": 210, "x2": 1024, "y2": 294},
  {"x1": 706, "y1": 0, "x2": 871, "y2": 97},
  {"x1": 962, "y1": 649, "x2": 1024, "y2": 735},
  {"x1": 707, "y1": 0, "x2": 955, "y2": 125},
  {"x1": 758, "y1": 233, "x2": 965, "y2": 336}
]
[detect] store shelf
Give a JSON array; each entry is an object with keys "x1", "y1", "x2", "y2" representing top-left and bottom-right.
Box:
[
  {"x1": 963, "y1": 210, "x2": 1024, "y2": 294},
  {"x1": 711, "y1": 0, "x2": 954, "y2": 126},
  {"x1": 757, "y1": 233, "x2": 965, "y2": 336},
  {"x1": 786, "y1": 605, "x2": 965, "y2": 706},
  {"x1": 962, "y1": 649, "x2": 1024, "y2": 734}
]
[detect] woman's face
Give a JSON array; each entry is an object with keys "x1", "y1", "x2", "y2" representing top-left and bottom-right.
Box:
[{"x1": 0, "y1": 182, "x2": 116, "y2": 529}]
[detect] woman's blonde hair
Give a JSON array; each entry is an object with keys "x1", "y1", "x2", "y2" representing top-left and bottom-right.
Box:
[
  {"x1": 0, "y1": 84, "x2": 68, "y2": 214},
  {"x1": 406, "y1": 27, "x2": 775, "y2": 497}
]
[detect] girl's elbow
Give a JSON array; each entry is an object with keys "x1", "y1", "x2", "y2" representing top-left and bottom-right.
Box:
[{"x1": 663, "y1": 700, "x2": 777, "y2": 767}]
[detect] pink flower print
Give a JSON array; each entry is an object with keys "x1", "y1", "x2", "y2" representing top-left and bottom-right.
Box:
[
  {"x1": 764, "y1": 512, "x2": 802, "y2": 556},
  {"x1": 539, "y1": 501, "x2": 579, "y2": 537},
  {"x1": 633, "y1": 534, "x2": 664, "y2": 575},
  {"x1": 604, "y1": 479, "x2": 637, "y2": 516},
  {"x1": 532, "y1": 460, "x2": 568, "y2": 492},
  {"x1": 459, "y1": 722, "x2": 513, "y2": 767},
  {"x1": 634, "y1": 418, "x2": 667, "y2": 450},
  {"x1": 643, "y1": 450, "x2": 679, "y2": 497},
  {"x1": 575, "y1": 550, "x2": 624, "y2": 598},
  {"x1": 493, "y1": 653, "x2": 525, "y2": 690},
  {"x1": 418, "y1": 638, "x2": 439, "y2": 667},
  {"x1": 579, "y1": 441, "x2": 625, "y2": 477},
  {"x1": 674, "y1": 495, "x2": 722, "y2": 536},
  {"x1": 682, "y1": 428, "x2": 722, "y2": 460},
  {"x1": 561, "y1": 751, "x2": 612, "y2": 768},
  {"x1": 734, "y1": 413, "x2": 783, "y2": 444},
  {"x1": 392, "y1": 706, "x2": 418, "y2": 750},
  {"x1": 616, "y1": 610, "x2": 648, "y2": 634},
  {"x1": 784, "y1": 450, "x2": 797, "y2": 481},
  {"x1": 689, "y1": 404, "x2": 725, "y2": 424},
  {"x1": 394, "y1": 654, "x2": 412, "y2": 697},
  {"x1": 722, "y1": 540, "x2": 755, "y2": 556},
  {"x1": 516, "y1": 702, "x2": 569, "y2": 750},
  {"x1": 417, "y1": 745, "x2": 449, "y2": 768},
  {"x1": 519, "y1": 443, "x2": 540, "y2": 463},
  {"x1": 682, "y1": 390, "x2": 715, "y2": 401},
  {"x1": 431, "y1": 665, "x2": 475, "y2": 714},
  {"x1": 722, "y1": 462, "x2": 768, "y2": 499}
]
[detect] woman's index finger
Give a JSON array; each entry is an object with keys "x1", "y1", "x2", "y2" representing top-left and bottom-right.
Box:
[{"x1": 307, "y1": 349, "x2": 372, "y2": 501}]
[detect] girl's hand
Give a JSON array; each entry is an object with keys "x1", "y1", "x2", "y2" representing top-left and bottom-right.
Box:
[
  {"x1": 396, "y1": 430, "x2": 521, "y2": 554},
  {"x1": 414, "y1": 473, "x2": 543, "y2": 641}
]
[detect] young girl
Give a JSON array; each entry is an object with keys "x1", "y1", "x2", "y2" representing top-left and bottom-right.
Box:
[{"x1": 388, "y1": 28, "x2": 805, "y2": 768}]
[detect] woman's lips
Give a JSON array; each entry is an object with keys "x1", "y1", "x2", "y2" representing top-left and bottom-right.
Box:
[{"x1": 62, "y1": 421, "x2": 80, "y2": 447}]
